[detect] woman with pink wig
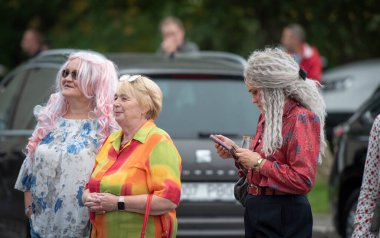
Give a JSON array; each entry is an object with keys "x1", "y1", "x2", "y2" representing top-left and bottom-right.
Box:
[{"x1": 14, "y1": 51, "x2": 119, "y2": 237}]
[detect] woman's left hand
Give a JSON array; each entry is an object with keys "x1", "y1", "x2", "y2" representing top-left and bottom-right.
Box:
[{"x1": 235, "y1": 148, "x2": 260, "y2": 169}]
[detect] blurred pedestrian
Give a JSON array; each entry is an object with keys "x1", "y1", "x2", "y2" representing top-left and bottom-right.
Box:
[
  {"x1": 281, "y1": 24, "x2": 322, "y2": 82},
  {"x1": 213, "y1": 48, "x2": 326, "y2": 238},
  {"x1": 21, "y1": 28, "x2": 49, "y2": 58},
  {"x1": 352, "y1": 114, "x2": 380, "y2": 238},
  {"x1": 158, "y1": 16, "x2": 199, "y2": 57},
  {"x1": 14, "y1": 51, "x2": 119, "y2": 237},
  {"x1": 83, "y1": 75, "x2": 182, "y2": 237}
]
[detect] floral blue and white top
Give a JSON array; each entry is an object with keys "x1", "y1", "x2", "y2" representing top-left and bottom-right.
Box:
[{"x1": 15, "y1": 117, "x2": 101, "y2": 238}]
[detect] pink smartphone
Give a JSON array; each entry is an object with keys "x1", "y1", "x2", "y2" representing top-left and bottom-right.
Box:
[{"x1": 209, "y1": 135, "x2": 232, "y2": 150}]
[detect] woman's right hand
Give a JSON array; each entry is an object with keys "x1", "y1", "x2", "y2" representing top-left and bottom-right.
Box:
[
  {"x1": 214, "y1": 135, "x2": 236, "y2": 159},
  {"x1": 83, "y1": 190, "x2": 105, "y2": 214},
  {"x1": 25, "y1": 206, "x2": 32, "y2": 219},
  {"x1": 24, "y1": 191, "x2": 32, "y2": 218}
]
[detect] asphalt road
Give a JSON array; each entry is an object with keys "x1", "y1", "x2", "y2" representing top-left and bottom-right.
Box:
[{"x1": 313, "y1": 214, "x2": 340, "y2": 238}]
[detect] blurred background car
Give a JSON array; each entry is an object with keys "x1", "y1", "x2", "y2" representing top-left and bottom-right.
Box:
[
  {"x1": 0, "y1": 49, "x2": 259, "y2": 237},
  {"x1": 321, "y1": 59, "x2": 380, "y2": 145},
  {"x1": 328, "y1": 86, "x2": 380, "y2": 238}
]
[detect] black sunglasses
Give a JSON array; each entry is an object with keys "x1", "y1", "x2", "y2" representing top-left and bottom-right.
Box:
[{"x1": 61, "y1": 69, "x2": 78, "y2": 79}]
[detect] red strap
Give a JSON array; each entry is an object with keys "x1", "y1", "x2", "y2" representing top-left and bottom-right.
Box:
[
  {"x1": 160, "y1": 215, "x2": 169, "y2": 238},
  {"x1": 141, "y1": 194, "x2": 153, "y2": 238}
]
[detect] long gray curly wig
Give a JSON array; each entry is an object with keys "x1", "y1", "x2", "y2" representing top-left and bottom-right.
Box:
[{"x1": 244, "y1": 48, "x2": 326, "y2": 163}]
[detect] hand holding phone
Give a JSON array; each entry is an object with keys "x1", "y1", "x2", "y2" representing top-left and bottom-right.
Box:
[
  {"x1": 209, "y1": 135, "x2": 231, "y2": 150},
  {"x1": 210, "y1": 135, "x2": 238, "y2": 159}
]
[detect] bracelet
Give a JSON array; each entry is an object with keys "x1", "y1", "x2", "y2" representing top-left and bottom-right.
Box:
[
  {"x1": 25, "y1": 205, "x2": 32, "y2": 216},
  {"x1": 253, "y1": 156, "x2": 264, "y2": 171}
]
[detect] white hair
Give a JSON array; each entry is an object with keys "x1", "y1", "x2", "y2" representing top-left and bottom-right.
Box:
[{"x1": 244, "y1": 48, "x2": 326, "y2": 163}]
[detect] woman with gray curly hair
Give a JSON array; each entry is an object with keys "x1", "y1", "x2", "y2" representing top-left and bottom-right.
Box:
[{"x1": 214, "y1": 48, "x2": 326, "y2": 238}]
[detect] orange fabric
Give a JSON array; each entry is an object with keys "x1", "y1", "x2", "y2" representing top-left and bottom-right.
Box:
[{"x1": 87, "y1": 120, "x2": 182, "y2": 237}]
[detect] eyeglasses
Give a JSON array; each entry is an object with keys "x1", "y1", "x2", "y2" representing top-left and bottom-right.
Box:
[{"x1": 61, "y1": 69, "x2": 78, "y2": 79}]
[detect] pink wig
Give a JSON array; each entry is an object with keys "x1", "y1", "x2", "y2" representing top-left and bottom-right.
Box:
[{"x1": 26, "y1": 51, "x2": 119, "y2": 159}]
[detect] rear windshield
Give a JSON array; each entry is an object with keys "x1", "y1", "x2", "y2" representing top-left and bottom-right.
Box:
[
  {"x1": 154, "y1": 78, "x2": 260, "y2": 138},
  {"x1": 0, "y1": 74, "x2": 260, "y2": 138}
]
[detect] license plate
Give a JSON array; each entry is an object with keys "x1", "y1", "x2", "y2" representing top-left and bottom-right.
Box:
[{"x1": 181, "y1": 182, "x2": 235, "y2": 202}]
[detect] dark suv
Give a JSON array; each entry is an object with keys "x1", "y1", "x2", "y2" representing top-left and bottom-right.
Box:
[
  {"x1": 329, "y1": 86, "x2": 380, "y2": 238},
  {"x1": 0, "y1": 49, "x2": 259, "y2": 237}
]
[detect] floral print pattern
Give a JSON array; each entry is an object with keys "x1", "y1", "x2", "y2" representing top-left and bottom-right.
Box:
[
  {"x1": 353, "y1": 114, "x2": 380, "y2": 238},
  {"x1": 15, "y1": 117, "x2": 100, "y2": 238}
]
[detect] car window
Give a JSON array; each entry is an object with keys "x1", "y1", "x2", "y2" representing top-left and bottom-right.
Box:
[
  {"x1": 12, "y1": 68, "x2": 57, "y2": 129},
  {"x1": 0, "y1": 71, "x2": 28, "y2": 130},
  {"x1": 360, "y1": 94, "x2": 380, "y2": 126},
  {"x1": 154, "y1": 78, "x2": 259, "y2": 138},
  {"x1": 368, "y1": 95, "x2": 380, "y2": 119}
]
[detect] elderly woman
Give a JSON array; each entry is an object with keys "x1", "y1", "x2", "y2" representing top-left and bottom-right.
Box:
[
  {"x1": 214, "y1": 48, "x2": 326, "y2": 238},
  {"x1": 83, "y1": 75, "x2": 182, "y2": 237},
  {"x1": 15, "y1": 51, "x2": 119, "y2": 237}
]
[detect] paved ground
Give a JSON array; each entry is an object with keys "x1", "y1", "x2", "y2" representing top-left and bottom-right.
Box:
[{"x1": 313, "y1": 213, "x2": 340, "y2": 238}]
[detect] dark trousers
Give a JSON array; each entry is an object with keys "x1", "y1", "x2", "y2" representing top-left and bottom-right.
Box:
[{"x1": 244, "y1": 194, "x2": 313, "y2": 238}]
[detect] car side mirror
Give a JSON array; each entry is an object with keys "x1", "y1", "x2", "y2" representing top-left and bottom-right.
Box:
[{"x1": 360, "y1": 111, "x2": 374, "y2": 126}]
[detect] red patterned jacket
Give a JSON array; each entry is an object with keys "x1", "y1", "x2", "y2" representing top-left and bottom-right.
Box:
[{"x1": 245, "y1": 99, "x2": 321, "y2": 194}]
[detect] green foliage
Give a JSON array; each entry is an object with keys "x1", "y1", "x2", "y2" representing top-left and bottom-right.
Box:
[
  {"x1": 1, "y1": 0, "x2": 380, "y2": 70},
  {"x1": 308, "y1": 175, "x2": 330, "y2": 214}
]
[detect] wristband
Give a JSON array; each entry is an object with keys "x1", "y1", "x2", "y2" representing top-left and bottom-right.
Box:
[{"x1": 118, "y1": 196, "x2": 125, "y2": 210}]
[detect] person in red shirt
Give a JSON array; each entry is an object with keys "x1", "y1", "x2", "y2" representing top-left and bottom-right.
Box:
[
  {"x1": 214, "y1": 48, "x2": 326, "y2": 238},
  {"x1": 281, "y1": 24, "x2": 322, "y2": 82}
]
